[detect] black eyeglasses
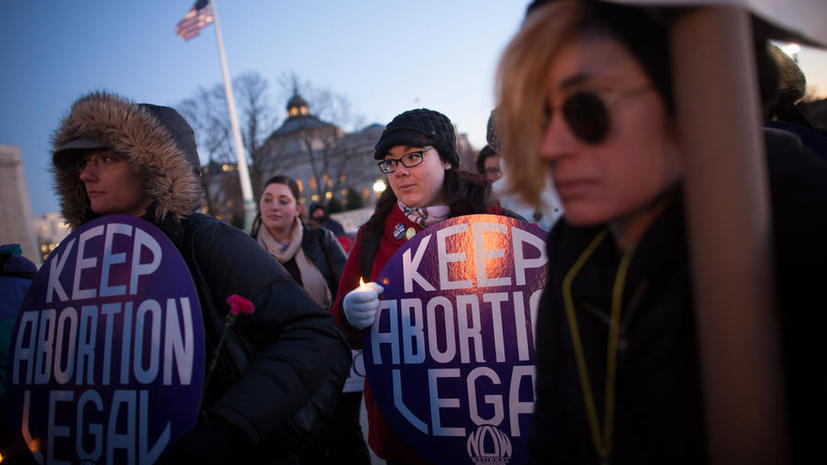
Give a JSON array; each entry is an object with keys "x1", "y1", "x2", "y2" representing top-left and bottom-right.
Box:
[
  {"x1": 545, "y1": 85, "x2": 652, "y2": 145},
  {"x1": 377, "y1": 147, "x2": 434, "y2": 174}
]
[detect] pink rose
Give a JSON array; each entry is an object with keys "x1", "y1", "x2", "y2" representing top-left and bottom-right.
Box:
[
  {"x1": 205, "y1": 294, "x2": 256, "y2": 391},
  {"x1": 226, "y1": 294, "x2": 255, "y2": 316}
]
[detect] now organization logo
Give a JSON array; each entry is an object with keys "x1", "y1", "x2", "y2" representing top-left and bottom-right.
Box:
[{"x1": 466, "y1": 424, "x2": 512, "y2": 465}]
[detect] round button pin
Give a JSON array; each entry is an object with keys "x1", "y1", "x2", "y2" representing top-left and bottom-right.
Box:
[{"x1": 393, "y1": 223, "x2": 406, "y2": 240}]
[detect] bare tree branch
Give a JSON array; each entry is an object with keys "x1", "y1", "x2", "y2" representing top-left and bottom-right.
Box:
[{"x1": 176, "y1": 71, "x2": 275, "y2": 218}]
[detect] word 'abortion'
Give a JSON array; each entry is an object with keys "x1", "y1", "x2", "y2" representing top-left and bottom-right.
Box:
[
  {"x1": 12, "y1": 223, "x2": 196, "y2": 387},
  {"x1": 13, "y1": 298, "x2": 196, "y2": 387}
]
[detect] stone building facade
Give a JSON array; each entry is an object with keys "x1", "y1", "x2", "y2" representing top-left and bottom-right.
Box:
[{"x1": 0, "y1": 145, "x2": 40, "y2": 265}]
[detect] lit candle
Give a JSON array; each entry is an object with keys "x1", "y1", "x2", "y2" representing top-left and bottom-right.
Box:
[{"x1": 359, "y1": 277, "x2": 367, "y2": 290}]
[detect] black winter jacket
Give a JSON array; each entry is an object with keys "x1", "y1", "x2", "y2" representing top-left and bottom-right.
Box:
[
  {"x1": 151, "y1": 209, "x2": 347, "y2": 462},
  {"x1": 529, "y1": 129, "x2": 827, "y2": 464}
]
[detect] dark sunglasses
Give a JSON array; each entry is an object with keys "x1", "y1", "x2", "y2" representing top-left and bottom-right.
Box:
[{"x1": 546, "y1": 85, "x2": 652, "y2": 145}]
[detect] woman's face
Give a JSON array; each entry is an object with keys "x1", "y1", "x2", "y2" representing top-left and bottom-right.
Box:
[
  {"x1": 385, "y1": 145, "x2": 448, "y2": 208},
  {"x1": 259, "y1": 182, "x2": 300, "y2": 233},
  {"x1": 78, "y1": 150, "x2": 152, "y2": 217},
  {"x1": 539, "y1": 33, "x2": 682, "y2": 227}
]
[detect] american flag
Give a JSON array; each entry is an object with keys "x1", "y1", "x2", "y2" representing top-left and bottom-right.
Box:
[{"x1": 175, "y1": 0, "x2": 213, "y2": 40}]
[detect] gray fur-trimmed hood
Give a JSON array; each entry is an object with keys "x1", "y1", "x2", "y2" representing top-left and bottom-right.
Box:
[{"x1": 52, "y1": 91, "x2": 204, "y2": 229}]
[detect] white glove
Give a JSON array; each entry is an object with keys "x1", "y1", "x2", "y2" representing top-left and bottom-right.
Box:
[{"x1": 343, "y1": 282, "x2": 384, "y2": 330}]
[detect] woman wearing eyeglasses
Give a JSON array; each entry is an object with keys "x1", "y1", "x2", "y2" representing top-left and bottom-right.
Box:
[
  {"x1": 496, "y1": 1, "x2": 827, "y2": 464},
  {"x1": 328, "y1": 108, "x2": 508, "y2": 465}
]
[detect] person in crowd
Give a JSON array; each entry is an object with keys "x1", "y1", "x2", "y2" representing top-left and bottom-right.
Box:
[
  {"x1": 308, "y1": 202, "x2": 346, "y2": 237},
  {"x1": 487, "y1": 108, "x2": 563, "y2": 232},
  {"x1": 475, "y1": 145, "x2": 503, "y2": 183},
  {"x1": 252, "y1": 176, "x2": 347, "y2": 308},
  {"x1": 763, "y1": 44, "x2": 827, "y2": 158},
  {"x1": 765, "y1": 44, "x2": 811, "y2": 127},
  {"x1": 0, "y1": 244, "x2": 37, "y2": 457},
  {"x1": 495, "y1": 1, "x2": 827, "y2": 464},
  {"x1": 329, "y1": 108, "x2": 512, "y2": 465},
  {"x1": 51, "y1": 91, "x2": 349, "y2": 465},
  {"x1": 251, "y1": 175, "x2": 370, "y2": 465}
]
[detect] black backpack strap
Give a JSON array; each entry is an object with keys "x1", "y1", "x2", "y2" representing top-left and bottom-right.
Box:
[{"x1": 359, "y1": 234, "x2": 381, "y2": 281}]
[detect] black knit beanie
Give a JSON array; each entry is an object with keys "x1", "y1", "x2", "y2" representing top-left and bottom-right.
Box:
[{"x1": 374, "y1": 108, "x2": 459, "y2": 169}]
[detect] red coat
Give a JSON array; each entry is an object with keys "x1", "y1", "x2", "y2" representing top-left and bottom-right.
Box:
[{"x1": 329, "y1": 203, "x2": 432, "y2": 464}]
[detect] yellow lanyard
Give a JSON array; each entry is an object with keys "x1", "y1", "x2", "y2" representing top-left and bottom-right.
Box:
[{"x1": 561, "y1": 229, "x2": 636, "y2": 464}]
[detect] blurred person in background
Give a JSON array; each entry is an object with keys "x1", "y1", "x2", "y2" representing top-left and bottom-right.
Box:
[
  {"x1": 763, "y1": 44, "x2": 827, "y2": 158},
  {"x1": 475, "y1": 144, "x2": 503, "y2": 183},
  {"x1": 308, "y1": 202, "x2": 346, "y2": 237},
  {"x1": 487, "y1": 107, "x2": 563, "y2": 232},
  {"x1": 0, "y1": 244, "x2": 37, "y2": 458}
]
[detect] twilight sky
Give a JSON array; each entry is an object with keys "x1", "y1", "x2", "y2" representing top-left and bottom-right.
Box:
[{"x1": 2, "y1": 0, "x2": 825, "y2": 216}]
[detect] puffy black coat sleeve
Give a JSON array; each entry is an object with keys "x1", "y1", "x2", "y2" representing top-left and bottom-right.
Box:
[{"x1": 189, "y1": 219, "x2": 344, "y2": 445}]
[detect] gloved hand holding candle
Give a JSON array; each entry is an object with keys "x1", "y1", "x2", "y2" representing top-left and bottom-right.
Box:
[{"x1": 343, "y1": 278, "x2": 384, "y2": 330}]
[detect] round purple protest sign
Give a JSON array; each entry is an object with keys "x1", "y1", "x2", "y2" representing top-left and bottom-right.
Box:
[
  {"x1": 363, "y1": 214, "x2": 548, "y2": 465},
  {"x1": 7, "y1": 215, "x2": 204, "y2": 465}
]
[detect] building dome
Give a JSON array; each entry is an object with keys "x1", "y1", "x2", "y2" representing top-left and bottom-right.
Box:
[
  {"x1": 272, "y1": 91, "x2": 335, "y2": 136},
  {"x1": 286, "y1": 92, "x2": 309, "y2": 118}
]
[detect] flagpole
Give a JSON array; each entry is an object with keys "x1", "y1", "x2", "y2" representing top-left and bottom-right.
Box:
[{"x1": 208, "y1": 0, "x2": 256, "y2": 232}]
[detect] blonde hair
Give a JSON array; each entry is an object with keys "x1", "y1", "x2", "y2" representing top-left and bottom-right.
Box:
[{"x1": 495, "y1": 1, "x2": 586, "y2": 208}]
